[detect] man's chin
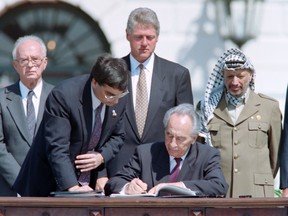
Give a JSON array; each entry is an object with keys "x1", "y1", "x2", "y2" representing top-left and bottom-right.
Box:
[
  {"x1": 138, "y1": 52, "x2": 151, "y2": 60},
  {"x1": 25, "y1": 73, "x2": 37, "y2": 79},
  {"x1": 229, "y1": 90, "x2": 243, "y2": 97}
]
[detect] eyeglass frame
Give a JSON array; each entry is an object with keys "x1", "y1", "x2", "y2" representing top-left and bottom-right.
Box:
[
  {"x1": 104, "y1": 89, "x2": 129, "y2": 102},
  {"x1": 15, "y1": 56, "x2": 46, "y2": 67}
]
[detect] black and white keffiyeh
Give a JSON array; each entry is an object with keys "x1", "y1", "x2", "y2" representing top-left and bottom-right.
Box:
[{"x1": 199, "y1": 48, "x2": 255, "y2": 146}]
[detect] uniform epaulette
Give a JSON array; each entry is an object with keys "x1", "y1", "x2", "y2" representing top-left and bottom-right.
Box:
[{"x1": 258, "y1": 93, "x2": 278, "y2": 102}]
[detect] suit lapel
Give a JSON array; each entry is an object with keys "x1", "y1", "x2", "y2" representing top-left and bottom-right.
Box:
[
  {"x1": 152, "y1": 143, "x2": 170, "y2": 184},
  {"x1": 235, "y1": 91, "x2": 259, "y2": 125},
  {"x1": 123, "y1": 55, "x2": 166, "y2": 140},
  {"x1": 35, "y1": 82, "x2": 52, "y2": 133},
  {"x1": 178, "y1": 145, "x2": 195, "y2": 181},
  {"x1": 6, "y1": 83, "x2": 32, "y2": 144},
  {"x1": 214, "y1": 92, "x2": 260, "y2": 126},
  {"x1": 100, "y1": 106, "x2": 114, "y2": 146},
  {"x1": 213, "y1": 96, "x2": 234, "y2": 125},
  {"x1": 123, "y1": 55, "x2": 141, "y2": 138},
  {"x1": 142, "y1": 55, "x2": 165, "y2": 138},
  {"x1": 79, "y1": 77, "x2": 93, "y2": 152}
]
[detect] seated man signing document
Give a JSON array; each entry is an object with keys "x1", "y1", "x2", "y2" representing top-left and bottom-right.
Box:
[{"x1": 104, "y1": 103, "x2": 228, "y2": 196}]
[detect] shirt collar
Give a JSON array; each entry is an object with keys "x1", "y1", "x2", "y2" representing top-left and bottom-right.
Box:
[
  {"x1": 90, "y1": 83, "x2": 102, "y2": 110},
  {"x1": 19, "y1": 80, "x2": 43, "y2": 99},
  {"x1": 129, "y1": 53, "x2": 155, "y2": 75},
  {"x1": 169, "y1": 148, "x2": 189, "y2": 163}
]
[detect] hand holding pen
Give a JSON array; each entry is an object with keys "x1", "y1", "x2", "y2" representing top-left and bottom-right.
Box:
[{"x1": 125, "y1": 178, "x2": 148, "y2": 195}]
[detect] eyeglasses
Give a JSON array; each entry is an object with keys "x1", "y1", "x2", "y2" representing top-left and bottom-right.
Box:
[
  {"x1": 104, "y1": 90, "x2": 129, "y2": 102},
  {"x1": 16, "y1": 57, "x2": 46, "y2": 67}
]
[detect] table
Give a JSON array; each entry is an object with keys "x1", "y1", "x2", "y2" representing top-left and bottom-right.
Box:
[{"x1": 0, "y1": 197, "x2": 287, "y2": 216}]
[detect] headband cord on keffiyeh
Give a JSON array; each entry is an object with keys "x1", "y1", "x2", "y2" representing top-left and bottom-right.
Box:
[{"x1": 199, "y1": 48, "x2": 256, "y2": 146}]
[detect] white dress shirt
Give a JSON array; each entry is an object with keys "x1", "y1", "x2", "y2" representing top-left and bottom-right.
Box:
[
  {"x1": 130, "y1": 53, "x2": 154, "y2": 109},
  {"x1": 20, "y1": 80, "x2": 42, "y2": 119}
]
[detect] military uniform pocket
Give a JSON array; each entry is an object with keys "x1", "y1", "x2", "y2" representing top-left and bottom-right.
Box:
[
  {"x1": 208, "y1": 123, "x2": 221, "y2": 147},
  {"x1": 248, "y1": 122, "x2": 269, "y2": 149}
]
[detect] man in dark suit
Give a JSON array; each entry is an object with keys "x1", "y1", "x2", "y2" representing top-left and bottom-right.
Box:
[
  {"x1": 13, "y1": 54, "x2": 129, "y2": 196},
  {"x1": 105, "y1": 103, "x2": 228, "y2": 196},
  {"x1": 0, "y1": 35, "x2": 54, "y2": 196},
  {"x1": 107, "y1": 7, "x2": 193, "y2": 177}
]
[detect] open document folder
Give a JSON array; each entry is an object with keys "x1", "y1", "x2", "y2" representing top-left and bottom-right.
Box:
[{"x1": 110, "y1": 185, "x2": 204, "y2": 198}]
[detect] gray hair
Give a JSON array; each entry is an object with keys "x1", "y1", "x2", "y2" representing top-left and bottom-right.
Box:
[
  {"x1": 12, "y1": 35, "x2": 47, "y2": 60},
  {"x1": 126, "y1": 7, "x2": 160, "y2": 36},
  {"x1": 163, "y1": 103, "x2": 200, "y2": 137}
]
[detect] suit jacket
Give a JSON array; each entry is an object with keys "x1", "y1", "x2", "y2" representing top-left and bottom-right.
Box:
[
  {"x1": 105, "y1": 141, "x2": 228, "y2": 196},
  {"x1": 0, "y1": 81, "x2": 54, "y2": 196},
  {"x1": 208, "y1": 91, "x2": 282, "y2": 197},
  {"x1": 13, "y1": 74, "x2": 126, "y2": 196},
  {"x1": 280, "y1": 85, "x2": 288, "y2": 189},
  {"x1": 107, "y1": 54, "x2": 193, "y2": 176}
]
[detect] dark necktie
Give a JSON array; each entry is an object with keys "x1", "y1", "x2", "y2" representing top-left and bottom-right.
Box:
[
  {"x1": 88, "y1": 103, "x2": 103, "y2": 150},
  {"x1": 26, "y1": 90, "x2": 36, "y2": 139},
  {"x1": 79, "y1": 103, "x2": 103, "y2": 185},
  {"x1": 169, "y1": 158, "x2": 182, "y2": 182},
  {"x1": 135, "y1": 64, "x2": 148, "y2": 138}
]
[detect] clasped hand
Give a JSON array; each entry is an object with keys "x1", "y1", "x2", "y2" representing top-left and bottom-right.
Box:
[{"x1": 75, "y1": 151, "x2": 104, "y2": 172}]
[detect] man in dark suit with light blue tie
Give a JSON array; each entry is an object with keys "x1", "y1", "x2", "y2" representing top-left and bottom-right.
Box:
[
  {"x1": 13, "y1": 54, "x2": 129, "y2": 196},
  {"x1": 0, "y1": 35, "x2": 54, "y2": 196},
  {"x1": 105, "y1": 104, "x2": 228, "y2": 196},
  {"x1": 107, "y1": 7, "x2": 194, "y2": 177}
]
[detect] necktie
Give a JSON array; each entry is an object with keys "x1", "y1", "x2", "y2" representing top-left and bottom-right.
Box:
[
  {"x1": 135, "y1": 64, "x2": 148, "y2": 138},
  {"x1": 79, "y1": 103, "x2": 103, "y2": 185},
  {"x1": 26, "y1": 90, "x2": 36, "y2": 139},
  {"x1": 169, "y1": 158, "x2": 182, "y2": 182},
  {"x1": 88, "y1": 103, "x2": 103, "y2": 151}
]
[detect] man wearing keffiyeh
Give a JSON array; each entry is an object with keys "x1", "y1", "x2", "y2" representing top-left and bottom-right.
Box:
[{"x1": 197, "y1": 48, "x2": 282, "y2": 198}]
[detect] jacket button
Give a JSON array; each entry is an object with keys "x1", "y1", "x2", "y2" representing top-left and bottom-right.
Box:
[{"x1": 234, "y1": 154, "x2": 239, "y2": 159}]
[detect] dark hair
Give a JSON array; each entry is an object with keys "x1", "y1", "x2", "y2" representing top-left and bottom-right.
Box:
[{"x1": 91, "y1": 54, "x2": 129, "y2": 91}]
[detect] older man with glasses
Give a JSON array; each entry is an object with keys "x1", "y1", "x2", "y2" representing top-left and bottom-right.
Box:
[
  {"x1": 14, "y1": 53, "x2": 130, "y2": 197},
  {"x1": 0, "y1": 35, "x2": 54, "y2": 196}
]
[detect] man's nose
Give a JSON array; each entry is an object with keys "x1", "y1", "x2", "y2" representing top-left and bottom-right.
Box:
[
  {"x1": 112, "y1": 98, "x2": 119, "y2": 105},
  {"x1": 141, "y1": 37, "x2": 148, "y2": 45},
  {"x1": 170, "y1": 137, "x2": 178, "y2": 146},
  {"x1": 232, "y1": 76, "x2": 239, "y2": 84}
]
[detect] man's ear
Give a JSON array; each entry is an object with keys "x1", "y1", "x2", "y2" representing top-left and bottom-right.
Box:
[
  {"x1": 12, "y1": 60, "x2": 18, "y2": 70},
  {"x1": 192, "y1": 134, "x2": 199, "y2": 144},
  {"x1": 126, "y1": 30, "x2": 130, "y2": 41},
  {"x1": 92, "y1": 78, "x2": 97, "y2": 86}
]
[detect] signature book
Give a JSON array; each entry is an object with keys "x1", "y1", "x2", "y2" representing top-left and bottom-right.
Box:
[{"x1": 110, "y1": 185, "x2": 204, "y2": 198}]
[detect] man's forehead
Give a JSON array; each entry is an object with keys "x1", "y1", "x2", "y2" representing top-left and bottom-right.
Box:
[{"x1": 224, "y1": 68, "x2": 251, "y2": 74}]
